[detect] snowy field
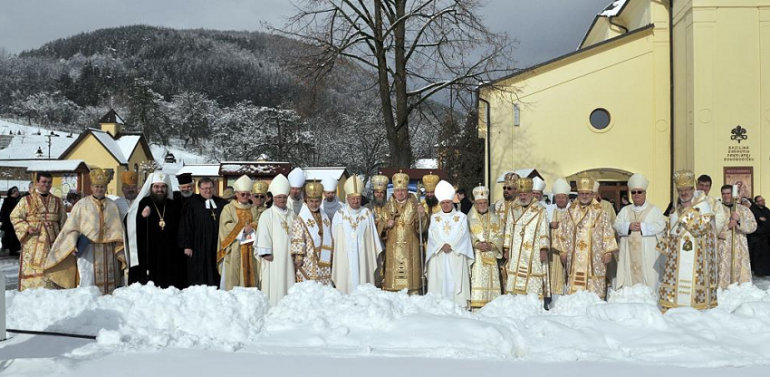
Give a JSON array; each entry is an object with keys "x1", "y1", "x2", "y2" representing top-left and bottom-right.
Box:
[{"x1": 2, "y1": 280, "x2": 770, "y2": 376}]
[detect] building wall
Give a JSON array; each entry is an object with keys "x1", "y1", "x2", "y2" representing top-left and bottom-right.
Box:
[
  {"x1": 62, "y1": 135, "x2": 121, "y2": 195},
  {"x1": 673, "y1": 0, "x2": 770, "y2": 198},
  {"x1": 124, "y1": 146, "x2": 152, "y2": 194},
  {"x1": 480, "y1": 18, "x2": 671, "y2": 207}
]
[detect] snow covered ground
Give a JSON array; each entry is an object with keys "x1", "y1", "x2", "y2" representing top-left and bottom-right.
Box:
[{"x1": 2, "y1": 280, "x2": 770, "y2": 376}]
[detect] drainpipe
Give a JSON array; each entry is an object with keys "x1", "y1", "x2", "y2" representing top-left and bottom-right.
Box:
[
  {"x1": 478, "y1": 96, "x2": 492, "y2": 189},
  {"x1": 1, "y1": 273, "x2": 5, "y2": 341},
  {"x1": 669, "y1": 0, "x2": 675, "y2": 204},
  {"x1": 609, "y1": 15, "x2": 629, "y2": 34}
]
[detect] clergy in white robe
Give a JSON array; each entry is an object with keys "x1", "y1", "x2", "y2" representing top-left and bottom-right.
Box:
[
  {"x1": 426, "y1": 180, "x2": 474, "y2": 308},
  {"x1": 255, "y1": 174, "x2": 296, "y2": 306},
  {"x1": 291, "y1": 181, "x2": 333, "y2": 285},
  {"x1": 613, "y1": 173, "x2": 666, "y2": 291},
  {"x1": 331, "y1": 175, "x2": 382, "y2": 293},
  {"x1": 545, "y1": 177, "x2": 571, "y2": 296},
  {"x1": 320, "y1": 176, "x2": 343, "y2": 221},
  {"x1": 287, "y1": 167, "x2": 305, "y2": 216},
  {"x1": 717, "y1": 185, "x2": 757, "y2": 288}
]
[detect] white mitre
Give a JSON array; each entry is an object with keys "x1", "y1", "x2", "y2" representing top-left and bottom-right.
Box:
[
  {"x1": 533, "y1": 177, "x2": 546, "y2": 192},
  {"x1": 552, "y1": 177, "x2": 571, "y2": 196},
  {"x1": 321, "y1": 176, "x2": 338, "y2": 192},
  {"x1": 435, "y1": 180, "x2": 455, "y2": 202},
  {"x1": 288, "y1": 167, "x2": 306, "y2": 188},
  {"x1": 233, "y1": 175, "x2": 253, "y2": 192},
  {"x1": 628, "y1": 173, "x2": 649, "y2": 190},
  {"x1": 344, "y1": 174, "x2": 364, "y2": 197},
  {"x1": 472, "y1": 185, "x2": 489, "y2": 201},
  {"x1": 270, "y1": 174, "x2": 291, "y2": 196},
  {"x1": 593, "y1": 180, "x2": 600, "y2": 193}
]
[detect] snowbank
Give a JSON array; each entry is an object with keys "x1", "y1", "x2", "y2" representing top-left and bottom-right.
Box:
[{"x1": 5, "y1": 282, "x2": 770, "y2": 367}]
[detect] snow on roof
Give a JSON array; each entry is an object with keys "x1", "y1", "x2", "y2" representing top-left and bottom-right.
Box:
[
  {"x1": 414, "y1": 158, "x2": 438, "y2": 169},
  {"x1": 90, "y1": 129, "x2": 128, "y2": 164},
  {"x1": 115, "y1": 134, "x2": 141, "y2": 161},
  {"x1": 176, "y1": 164, "x2": 221, "y2": 177},
  {"x1": 0, "y1": 159, "x2": 86, "y2": 172},
  {"x1": 0, "y1": 179, "x2": 31, "y2": 192},
  {"x1": 0, "y1": 119, "x2": 78, "y2": 159},
  {"x1": 599, "y1": 0, "x2": 627, "y2": 17},
  {"x1": 304, "y1": 167, "x2": 347, "y2": 181},
  {"x1": 150, "y1": 144, "x2": 209, "y2": 165},
  {"x1": 220, "y1": 162, "x2": 289, "y2": 176}
]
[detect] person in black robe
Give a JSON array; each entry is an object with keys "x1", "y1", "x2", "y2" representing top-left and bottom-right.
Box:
[
  {"x1": 178, "y1": 178, "x2": 227, "y2": 286},
  {"x1": 749, "y1": 195, "x2": 770, "y2": 276},
  {"x1": 174, "y1": 172, "x2": 195, "y2": 205},
  {"x1": 0, "y1": 186, "x2": 21, "y2": 256},
  {"x1": 128, "y1": 180, "x2": 187, "y2": 289}
]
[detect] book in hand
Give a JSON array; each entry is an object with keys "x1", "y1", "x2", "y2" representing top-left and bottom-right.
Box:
[{"x1": 239, "y1": 230, "x2": 256, "y2": 245}]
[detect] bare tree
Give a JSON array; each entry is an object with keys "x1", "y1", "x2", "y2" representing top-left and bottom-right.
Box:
[{"x1": 274, "y1": 0, "x2": 515, "y2": 167}]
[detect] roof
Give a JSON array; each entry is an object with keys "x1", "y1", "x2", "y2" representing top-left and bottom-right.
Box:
[
  {"x1": 496, "y1": 168, "x2": 544, "y2": 183},
  {"x1": 478, "y1": 24, "x2": 654, "y2": 88},
  {"x1": 414, "y1": 158, "x2": 438, "y2": 169},
  {"x1": 304, "y1": 167, "x2": 349, "y2": 181},
  {"x1": 115, "y1": 134, "x2": 142, "y2": 160},
  {"x1": 59, "y1": 129, "x2": 153, "y2": 166},
  {"x1": 0, "y1": 159, "x2": 88, "y2": 172},
  {"x1": 579, "y1": 0, "x2": 632, "y2": 49},
  {"x1": 98, "y1": 109, "x2": 125, "y2": 124},
  {"x1": 219, "y1": 162, "x2": 292, "y2": 177},
  {"x1": 175, "y1": 164, "x2": 221, "y2": 177},
  {"x1": 0, "y1": 119, "x2": 78, "y2": 159},
  {"x1": 91, "y1": 129, "x2": 129, "y2": 164}
]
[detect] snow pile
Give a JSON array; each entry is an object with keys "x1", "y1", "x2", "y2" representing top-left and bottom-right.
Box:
[
  {"x1": 6, "y1": 283, "x2": 269, "y2": 352},
  {"x1": 5, "y1": 282, "x2": 770, "y2": 367},
  {"x1": 599, "y1": 0, "x2": 627, "y2": 17}
]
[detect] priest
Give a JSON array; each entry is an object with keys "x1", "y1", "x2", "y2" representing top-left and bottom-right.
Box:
[
  {"x1": 291, "y1": 181, "x2": 333, "y2": 285},
  {"x1": 717, "y1": 184, "x2": 756, "y2": 288},
  {"x1": 502, "y1": 177, "x2": 550, "y2": 297},
  {"x1": 552, "y1": 174, "x2": 618, "y2": 299},
  {"x1": 217, "y1": 175, "x2": 262, "y2": 290},
  {"x1": 251, "y1": 180, "x2": 269, "y2": 211},
  {"x1": 331, "y1": 175, "x2": 382, "y2": 293},
  {"x1": 658, "y1": 170, "x2": 719, "y2": 311},
  {"x1": 287, "y1": 167, "x2": 306, "y2": 216},
  {"x1": 179, "y1": 177, "x2": 229, "y2": 286},
  {"x1": 532, "y1": 177, "x2": 547, "y2": 206},
  {"x1": 175, "y1": 173, "x2": 195, "y2": 204},
  {"x1": 426, "y1": 180, "x2": 474, "y2": 308},
  {"x1": 421, "y1": 172, "x2": 441, "y2": 217},
  {"x1": 44, "y1": 168, "x2": 125, "y2": 294},
  {"x1": 115, "y1": 171, "x2": 139, "y2": 219},
  {"x1": 10, "y1": 173, "x2": 67, "y2": 291},
  {"x1": 545, "y1": 178, "x2": 572, "y2": 296},
  {"x1": 366, "y1": 173, "x2": 390, "y2": 288},
  {"x1": 613, "y1": 173, "x2": 666, "y2": 290},
  {"x1": 256, "y1": 174, "x2": 296, "y2": 305},
  {"x1": 320, "y1": 176, "x2": 342, "y2": 221},
  {"x1": 126, "y1": 172, "x2": 186, "y2": 289},
  {"x1": 380, "y1": 171, "x2": 427, "y2": 294},
  {"x1": 494, "y1": 172, "x2": 518, "y2": 226},
  {"x1": 468, "y1": 185, "x2": 503, "y2": 309}
]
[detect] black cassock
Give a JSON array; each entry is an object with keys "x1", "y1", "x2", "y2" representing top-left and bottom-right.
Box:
[
  {"x1": 129, "y1": 196, "x2": 187, "y2": 289},
  {"x1": 178, "y1": 194, "x2": 228, "y2": 286},
  {"x1": 749, "y1": 204, "x2": 770, "y2": 276}
]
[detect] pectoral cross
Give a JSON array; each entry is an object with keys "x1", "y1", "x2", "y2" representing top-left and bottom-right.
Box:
[
  {"x1": 210, "y1": 211, "x2": 217, "y2": 221},
  {"x1": 443, "y1": 220, "x2": 451, "y2": 234}
]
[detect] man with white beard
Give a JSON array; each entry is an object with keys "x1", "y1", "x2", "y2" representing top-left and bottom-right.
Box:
[
  {"x1": 320, "y1": 176, "x2": 342, "y2": 221},
  {"x1": 613, "y1": 173, "x2": 666, "y2": 291},
  {"x1": 426, "y1": 180, "x2": 474, "y2": 308},
  {"x1": 255, "y1": 174, "x2": 296, "y2": 305},
  {"x1": 532, "y1": 177, "x2": 547, "y2": 206},
  {"x1": 287, "y1": 167, "x2": 306, "y2": 217},
  {"x1": 175, "y1": 173, "x2": 195, "y2": 205},
  {"x1": 331, "y1": 175, "x2": 382, "y2": 293}
]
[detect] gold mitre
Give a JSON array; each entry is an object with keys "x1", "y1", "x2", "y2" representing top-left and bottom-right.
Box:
[
  {"x1": 674, "y1": 170, "x2": 695, "y2": 189},
  {"x1": 422, "y1": 172, "x2": 440, "y2": 192},
  {"x1": 515, "y1": 177, "x2": 533, "y2": 193},
  {"x1": 90, "y1": 168, "x2": 111, "y2": 186},
  {"x1": 472, "y1": 185, "x2": 489, "y2": 201},
  {"x1": 371, "y1": 174, "x2": 389, "y2": 191},
  {"x1": 121, "y1": 171, "x2": 138, "y2": 186},
  {"x1": 252, "y1": 180, "x2": 269, "y2": 194},
  {"x1": 392, "y1": 170, "x2": 410, "y2": 190},
  {"x1": 576, "y1": 173, "x2": 595, "y2": 192},
  {"x1": 504, "y1": 171, "x2": 519, "y2": 186},
  {"x1": 304, "y1": 181, "x2": 324, "y2": 199}
]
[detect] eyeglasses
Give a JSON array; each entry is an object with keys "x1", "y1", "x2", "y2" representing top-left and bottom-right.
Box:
[
  {"x1": 631, "y1": 191, "x2": 645, "y2": 195},
  {"x1": 236, "y1": 192, "x2": 251, "y2": 197},
  {"x1": 253, "y1": 195, "x2": 266, "y2": 199},
  {"x1": 503, "y1": 187, "x2": 514, "y2": 190}
]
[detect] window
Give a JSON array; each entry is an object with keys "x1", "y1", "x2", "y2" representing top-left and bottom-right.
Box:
[
  {"x1": 589, "y1": 108, "x2": 611, "y2": 130},
  {"x1": 513, "y1": 103, "x2": 520, "y2": 127}
]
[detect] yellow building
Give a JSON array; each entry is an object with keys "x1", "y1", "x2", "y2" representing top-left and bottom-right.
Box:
[
  {"x1": 59, "y1": 110, "x2": 154, "y2": 195},
  {"x1": 478, "y1": 0, "x2": 770, "y2": 209}
]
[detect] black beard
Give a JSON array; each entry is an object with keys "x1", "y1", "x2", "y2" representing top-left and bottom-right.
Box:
[
  {"x1": 372, "y1": 197, "x2": 387, "y2": 206},
  {"x1": 151, "y1": 193, "x2": 166, "y2": 204},
  {"x1": 425, "y1": 196, "x2": 438, "y2": 207}
]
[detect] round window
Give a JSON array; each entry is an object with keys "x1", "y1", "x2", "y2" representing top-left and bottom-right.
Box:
[{"x1": 589, "y1": 108, "x2": 611, "y2": 130}]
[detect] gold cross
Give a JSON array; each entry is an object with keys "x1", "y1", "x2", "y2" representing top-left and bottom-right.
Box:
[{"x1": 211, "y1": 211, "x2": 217, "y2": 221}]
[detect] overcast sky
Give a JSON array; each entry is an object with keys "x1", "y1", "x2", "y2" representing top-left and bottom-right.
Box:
[{"x1": 0, "y1": 0, "x2": 611, "y2": 68}]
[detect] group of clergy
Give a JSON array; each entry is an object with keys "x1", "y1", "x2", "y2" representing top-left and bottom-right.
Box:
[{"x1": 7, "y1": 163, "x2": 758, "y2": 313}]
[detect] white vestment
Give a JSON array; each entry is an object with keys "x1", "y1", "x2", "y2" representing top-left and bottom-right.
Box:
[
  {"x1": 287, "y1": 196, "x2": 303, "y2": 217},
  {"x1": 426, "y1": 209, "x2": 474, "y2": 307},
  {"x1": 321, "y1": 198, "x2": 343, "y2": 221},
  {"x1": 613, "y1": 201, "x2": 666, "y2": 290},
  {"x1": 330, "y1": 205, "x2": 382, "y2": 293},
  {"x1": 255, "y1": 206, "x2": 296, "y2": 306},
  {"x1": 114, "y1": 197, "x2": 133, "y2": 221}
]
